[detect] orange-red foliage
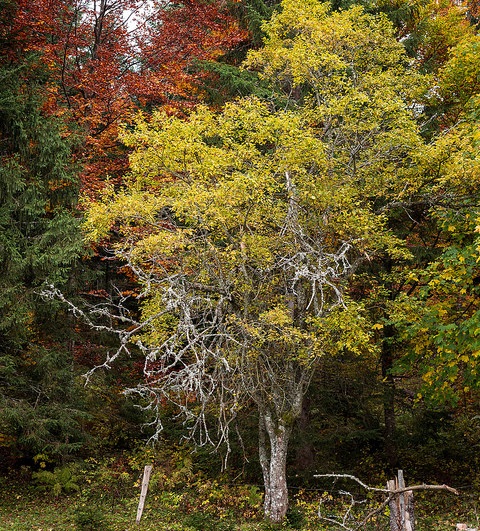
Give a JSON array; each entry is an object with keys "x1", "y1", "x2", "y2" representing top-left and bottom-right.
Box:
[{"x1": 8, "y1": 0, "x2": 249, "y2": 195}]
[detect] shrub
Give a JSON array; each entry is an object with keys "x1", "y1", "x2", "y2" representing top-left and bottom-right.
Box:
[
  {"x1": 183, "y1": 513, "x2": 236, "y2": 531},
  {"x1": 32, "y1": 464, "x2": 79, "y2": 496},
  {"x1": 73, "y1": 505, "x2": 110, "y2": 531},
  {"x1": 286, "y1": 507, "x2": 305, "y2": 529}
]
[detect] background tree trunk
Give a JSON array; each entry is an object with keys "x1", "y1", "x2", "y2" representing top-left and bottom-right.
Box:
[{"x1": 382, "y1": 323, "x2": 398, "y2": 469}]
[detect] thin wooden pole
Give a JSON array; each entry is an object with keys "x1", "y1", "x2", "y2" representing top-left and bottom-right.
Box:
[
  {"x1": 136, "y1": 465, "x2": 153, "y2": 524},
  {"x1": 398, "y1": 470, "x2": 406, "y2": 529}
]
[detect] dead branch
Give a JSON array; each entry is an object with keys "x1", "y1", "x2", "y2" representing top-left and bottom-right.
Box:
[{"x1": 315, "y1": 473, "x2": 459, "y2": 530}]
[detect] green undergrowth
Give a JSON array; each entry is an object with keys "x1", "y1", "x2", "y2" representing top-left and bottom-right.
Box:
[
  {"x1": 0, "y1": 451, "x2": 479, "y2": 531},
  {"x1": 1, "y1": 483, "x2": 478, "y2": 531}
]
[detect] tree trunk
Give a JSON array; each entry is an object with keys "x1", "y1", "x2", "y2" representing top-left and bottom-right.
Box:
[
  {"x1": 259, "y1": 411, "x2": 291, "y2": 523},
  {"x1": 294, "y1": 396, "x2": 315, "y2": 473},
  {"x1": 382, "y1": 323, "x2": 398, "y2": 469}
]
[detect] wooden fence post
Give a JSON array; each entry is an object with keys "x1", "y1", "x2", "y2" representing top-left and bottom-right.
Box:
[
  {"x1": 136, "y1": 465, "x2": 153, "y2": 524},
  {"x1": 387, "y1": 477, "x2": 400, "y2": 531},
  {"x1": 388, "y1": 470, "x2": 415, "y2": 531}
]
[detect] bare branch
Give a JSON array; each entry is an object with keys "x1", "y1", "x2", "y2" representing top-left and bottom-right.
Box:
[
  {"x1": 315, "y1": 473, "x2": 388, "y2": 493},
  {"x1": 315, "y1": 473, "x2": 459, "y2": 530}
]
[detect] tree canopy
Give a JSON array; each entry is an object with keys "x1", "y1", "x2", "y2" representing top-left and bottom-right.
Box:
[{"x1": 79, "y1": 0, "x2": 460, "y2": 520}]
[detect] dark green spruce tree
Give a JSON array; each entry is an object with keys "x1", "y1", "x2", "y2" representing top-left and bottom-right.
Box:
[{"x1": 0, "y1": 57, "x2": 88, "y2": 466}]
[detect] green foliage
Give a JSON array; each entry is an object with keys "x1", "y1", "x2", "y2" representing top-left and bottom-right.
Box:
[
  {"x1": 237, "y1": 0, "x2": 280, "y2": 47},
  {"x1": 437, "y1": 34, "x2": 480, "y2": 123},
  {"x1": 247, "y1": 485, "x2": 264, "y2": 508},
  {"x1": 1, "y1": 459, "x2": 479, "y2": 531},
  {"x1": 392, "y1": 407, "x2": 480, "y2": 483},
  {"x1": 1, "y1": 346, "x2": 89, "y2": 459},
  {"x1": 76, "y1": 454, "x2": 138, "y2": 503},
  {"x1": 183, "y1": 513, "x2": 236, "y2": 531},
  {"x1": 388, "y1": 97, "x2": 480, "y2": 406},
  {"x1": 0, "y1": 56, "x2": 88, "y2": 466},
  {"x1": 285, "y1": 506, "x2": 305, "y2": 529},
  {"x1": 32, "y1": 464, "x2": 80, "y2": 497},
  {"x1": 194, "y1": 60, "x2": 274, "y2": 103},
  {"x1": 73, "y1": 506, "x2": 111, "y2": 531},
  {"x1": 0, "y1": 63, "x2": 81, "y2": 334}
]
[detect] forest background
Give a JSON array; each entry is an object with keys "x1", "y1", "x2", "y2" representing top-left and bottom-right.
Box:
[{"x1": 1, "y1": 0, "x2": 480, "y2": 529}]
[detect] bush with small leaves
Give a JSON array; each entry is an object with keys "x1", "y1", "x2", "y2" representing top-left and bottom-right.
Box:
[
  {"x1": 32, "y1": 464, "x2": 80, "y2": 497},
  {"x1": 73, "y1": 506, "x2": 110, "y2": 531}
]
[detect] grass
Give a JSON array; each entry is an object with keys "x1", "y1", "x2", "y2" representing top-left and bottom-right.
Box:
[
  {"x1": 0, "y1": 483, "x2": 269, "y2": 531},
  {"x1": 1, "y1": 487, "x2": 479, "y2": 531},
  {"x1": 1, "y1": 467, "x2": 479, "y2": 531}
]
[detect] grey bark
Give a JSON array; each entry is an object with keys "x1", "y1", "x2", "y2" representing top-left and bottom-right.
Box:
[
  {"x1": 388, "y1": 470, "x2": 415, "y2": 531},
  {"x1": 259, "y1": 411, "x2": 292, "y2": 523}
]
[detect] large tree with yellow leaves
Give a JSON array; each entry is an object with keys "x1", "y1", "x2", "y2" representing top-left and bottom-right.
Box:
[{"x1": 79, "y1": 0, "x2": 431, "y2": 520}]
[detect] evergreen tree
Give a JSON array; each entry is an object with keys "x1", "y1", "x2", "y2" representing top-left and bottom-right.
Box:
[{"x1": 0, "y1": 58, "x2": 87, "y2": 465}]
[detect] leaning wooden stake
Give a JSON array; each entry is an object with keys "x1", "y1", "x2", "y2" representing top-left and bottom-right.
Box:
[{"x1": 136, "y1": 465, "x2": 153, "y2": 524}]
